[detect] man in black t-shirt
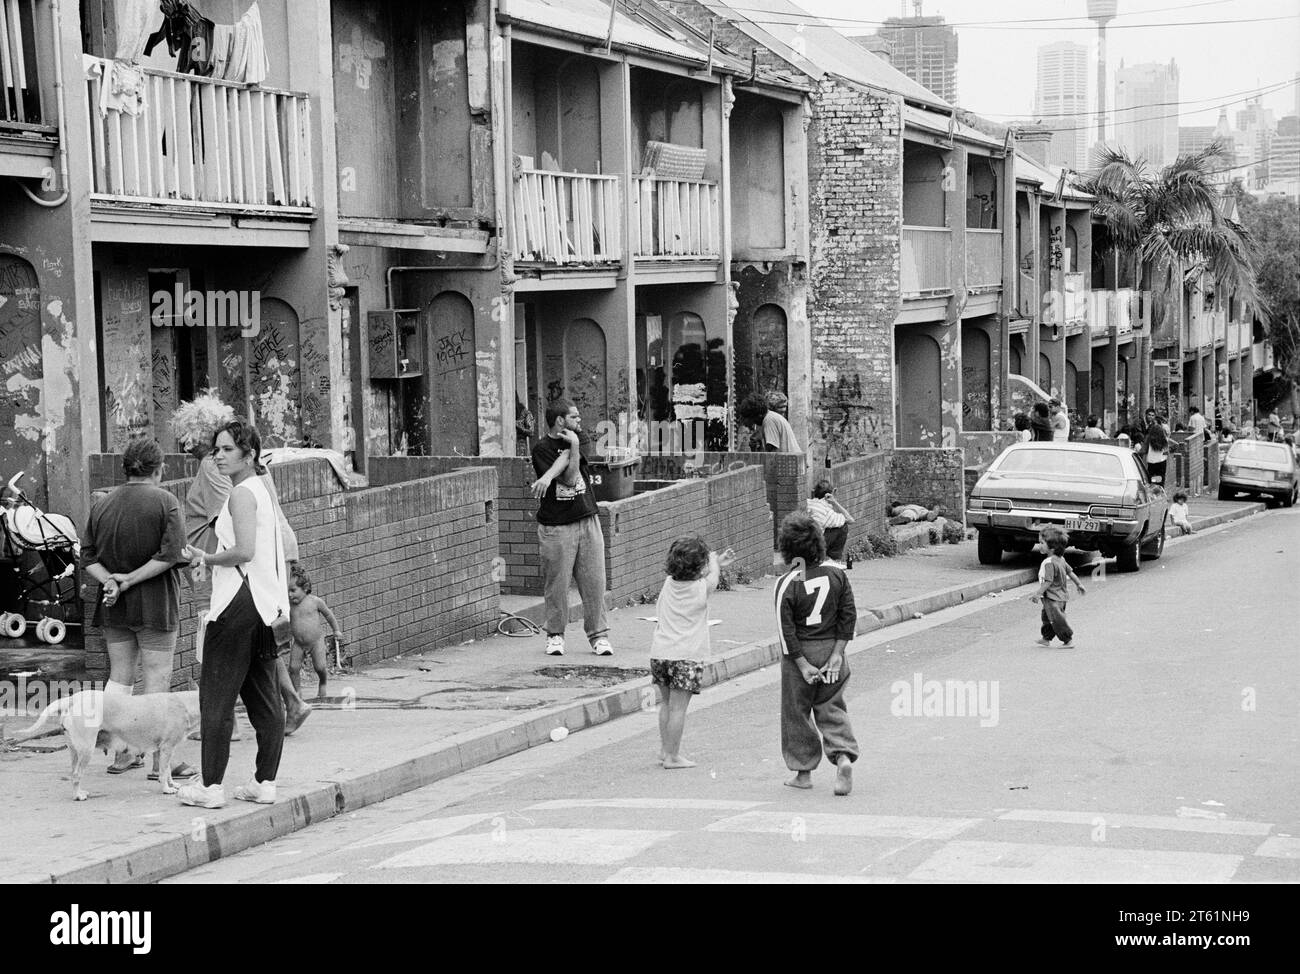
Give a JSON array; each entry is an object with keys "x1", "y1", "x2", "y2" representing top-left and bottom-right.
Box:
[{"x1": 530, "y1": 399, "x2": 613, "y2": 657}]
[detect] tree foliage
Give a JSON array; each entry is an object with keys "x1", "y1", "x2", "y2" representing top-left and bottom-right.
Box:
[{"x1": 1236, "y1": 191, "x2": 1300, "y2": 381}]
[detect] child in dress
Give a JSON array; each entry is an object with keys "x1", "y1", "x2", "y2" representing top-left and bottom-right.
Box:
[
  {"x1": 649, "y1": 537, "x2": 735, "y2": 769},
  {"x1": 774, "y1": 512, "x2": 858, "y2": 796},
  {"x1": 287, "y1": 565, "x2": 343, "y2": 699},
  {"x1": 1030, "y1": 525, "x2": 1086, "y2": 647},
  {"x1": 1168, "y1": 492, "x2": 1194, "y2": 535}
]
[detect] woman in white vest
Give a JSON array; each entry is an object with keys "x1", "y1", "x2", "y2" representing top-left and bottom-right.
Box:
[{"x1": 177, "y1": 420, "x2": 290, "y2": 809}]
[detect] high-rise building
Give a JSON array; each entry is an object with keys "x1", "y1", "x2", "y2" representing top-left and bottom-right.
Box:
[
  {"x1": 1114, "y1": 59, "x2": 1179, "y2": 168},
  {"x1": 1234, "y1": 96, "x2": 1276, "y2": 185},
  {"x1": 1178, "y1": 125, "x2": 1216, "y2": 157},
  {"x1": 853, "y1": 6, "x2": 958, "y2": 104},
  {"x1": 1264, "y1": 114, "x2": 1299, "y2": 201},
  {"x1": 1034, "y1": 41, "x2": 1089, "y2": 170}
]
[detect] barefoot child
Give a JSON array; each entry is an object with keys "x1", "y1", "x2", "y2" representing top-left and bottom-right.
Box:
[
  {"x1": 288, "y1": 566, "x2": 343, "y2": 699},
  {"x1": 649, "y1": 536, "x2": 735, "y2": 769},
  {"x1": 774, "y1": 512, "x2": 858, "y2": 796},
  {"x1": 1030, "y1": 525, "x2": 1085, "y2": 647},
  {"x1": 1168, "y1": 491, "x2": 1194, "y2": 535}
]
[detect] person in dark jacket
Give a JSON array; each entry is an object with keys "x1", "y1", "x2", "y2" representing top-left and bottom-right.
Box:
[{"x1": 1029, "y1": 402, "x2": 1055, "y2": 441}]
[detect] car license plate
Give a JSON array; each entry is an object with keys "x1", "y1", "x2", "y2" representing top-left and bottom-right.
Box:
[{"x1": 1065, "y1": 519, "x2": 1100, "y2": 532}]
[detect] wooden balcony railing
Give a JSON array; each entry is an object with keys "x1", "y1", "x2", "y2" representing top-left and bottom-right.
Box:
[
  {"x1": 1, "y1": 0, "x2": 44, "y2": 127},
  {"x1": 85, "y1": 58, "x2": 313, "y2": 210},
  {"x1": 512, "y1": 169, "x2": 621, "y2": 265},
  {"x1": 964, "y1": 229, "x2": 1002, "y2": 289},
  {"x1": 901, "y1": 226, "x2": 951, "y2": 294},
  {"x1": 631, "y1": 176, "x2": 719, "y2": 259}
]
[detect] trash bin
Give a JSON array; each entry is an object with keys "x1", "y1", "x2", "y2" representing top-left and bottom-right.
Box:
[{"x1": 588, "y1": 448, "x2": 641, "y2": 502}]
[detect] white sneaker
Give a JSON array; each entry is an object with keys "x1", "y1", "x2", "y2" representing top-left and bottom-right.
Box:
[
  {"x1": 545, "y1": 635, "x2": 566, "y2": 656},
  {"x1": 591, "y1": 638, "x2": 614, "y2": 656},
  {"x1": 178, "y1": 783, "x2": 226, "y2": 809},
  {"x1": 233, "y1": 779, "x2": 276, "y2": 804}
]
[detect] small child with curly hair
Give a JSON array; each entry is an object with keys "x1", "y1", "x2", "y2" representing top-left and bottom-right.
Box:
[
  {"x1": 288, "y1": 565, "x2": 343, "y2": 699},
  {"x1": 1030, "y1": 525, "x2": 1085, "y2": 647},
  {"x1": 774, "y1": 512, "x2": 858, "y2": 795},
  {"x1": 1168, "y1": 491, "x2": 1194, "y2": 535},
  {"x1": 649, "y1": 536, "x2": 735, "y2": 769}
]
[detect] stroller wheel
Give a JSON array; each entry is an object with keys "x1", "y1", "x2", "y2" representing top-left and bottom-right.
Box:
[
  {"x1": 42, "y1": 618, "x2": 67, "y2": 645},
  {"x1": 35, "y1": 617, "x2": 50, "y2": 642},
  {"x1": 2, "y1": 612, "x2": 27, "y2": 638}
]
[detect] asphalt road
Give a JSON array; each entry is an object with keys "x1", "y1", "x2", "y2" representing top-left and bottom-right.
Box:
[{"x1": 167, "y1": 508, "x2": 1300, "y2": 884}]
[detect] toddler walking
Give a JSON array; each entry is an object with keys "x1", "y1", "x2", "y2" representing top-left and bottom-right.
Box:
[
  {"x1": 648, "y1": 537, "x2": 734, "y2": 768},
  {"x1": 774, "y1": 512, "x2": 858, "y2": 796},
  {"x1": 1168, "y1": 492, "x2": 1194, "y2": 535},
  {"x1": 1031, "y1": 525, "x2": 1085, "y2": 647},
  {"x1": 288, "y1": 566, "x2": 343, "y2": 699}
]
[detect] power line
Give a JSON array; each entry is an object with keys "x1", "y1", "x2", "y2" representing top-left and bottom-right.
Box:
[
  {"x1": 723, "y1": 0, "x2": 1236, "y2": 29},
  {"x1": 986, "y1": 77, "x2": 1299, "y2": 122},
  {"x1": 1008, "y1": 83, "x2": 1299, "y2": 136}
]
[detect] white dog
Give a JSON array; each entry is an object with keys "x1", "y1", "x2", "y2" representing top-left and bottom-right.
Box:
[{"x1": 2, "y1": 690, "x2": 201, "y2": 801}]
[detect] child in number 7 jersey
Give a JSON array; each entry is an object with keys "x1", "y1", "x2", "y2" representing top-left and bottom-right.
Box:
[{"x1": 774, "y1": 512, "x2": 859, "y2": 796}]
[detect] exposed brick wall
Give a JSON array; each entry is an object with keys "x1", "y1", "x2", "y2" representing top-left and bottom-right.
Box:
[
  {"x1": 811, "y1": 453, "x2": 889, "y2": 550},
  {"x1": 83, "y1": 459, "x2": 499, "y2": 687},
  {"x1": 1206, "y1": 438, "x2": 1220, "y2": 491},
  {"x1": 639, "y1": 451, "x2": 806, "y2": 545},
  {"x1": 370, "y1": 456, "x2": 538, "y2": 595},
  {"x1": 597, "y1": 466, "x2": 772, "y2": 604},
  {"x1": 889, "y1": 449, "x2": 967, "y2": 525},
  {"x1": 1171, "y1": 431, "x2": 1205, "y2": 495},
  {"x1": 806, "y1": 79, "x2": 902, "y2": 464}
]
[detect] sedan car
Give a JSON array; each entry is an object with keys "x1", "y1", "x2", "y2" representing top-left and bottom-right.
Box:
[
  {"x1": 966, "y1": 442, "x2": 1168, "y2": 572},
  {"x1": 1218, "y1": 438, "x2": 1298, "y2": 506}
]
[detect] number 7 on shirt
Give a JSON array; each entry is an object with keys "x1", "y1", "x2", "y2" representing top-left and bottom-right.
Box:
[{"x1": 803, "y1": 576, "x2": 831, "y2": 625}]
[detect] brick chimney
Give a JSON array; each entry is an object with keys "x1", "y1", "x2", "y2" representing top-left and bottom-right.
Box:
[{"x1": 1015, "y1": 125, "x2": 1053, "y2": 165}]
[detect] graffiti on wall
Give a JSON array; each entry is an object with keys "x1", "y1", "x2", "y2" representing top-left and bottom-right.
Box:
[
  {"x1": 0, "y1": 255, "x2": 44, "y2": 488},
  {"x1": 248, "y1": 299, "x2": 302, "y2": 447},
  {"x1": 815, "y1": 371, "x2": 885, "y2": 460},
  {"x1": 101, "y1": 273, "x2": 152, "y2": 446}
]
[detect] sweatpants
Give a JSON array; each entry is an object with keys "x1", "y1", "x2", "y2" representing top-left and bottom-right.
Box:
[
  {"x1": 538, "y1": 516, "x2": 609, "y2": 643},
  {"x1": 199, "y1": 583, "x2": 284, "y2": 785},
  {"x1": 781, "y1": 637, "x2": 859, "y2": 771},
  {"x1": 824, "y1": 525, "x2": 848, "y2": 561},
  {"x1": 1040, "y1": 598, "x2": 1073, "y2": 642}
]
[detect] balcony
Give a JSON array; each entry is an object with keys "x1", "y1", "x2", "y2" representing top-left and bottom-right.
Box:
[
  {"x1": 512, "y1": 169, "x2": 621, "y2": 265},
  {"x1": 1, "y1": 0, "x2": 44, "y2": 127},
  {"x1": 964, "y1": 229, "x2": 1002, "y2": 289},
  {"x1": 631, "y1": 176, "x2": 719, "y2": 259},
  {"x1": 901, "y1": 226, "x2": 951, "y2": 294},
  {"x1": 85, "y1": 59, "x2": 314, "y2": 213}
]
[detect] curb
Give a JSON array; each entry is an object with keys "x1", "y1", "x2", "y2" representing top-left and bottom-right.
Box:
[{"x1": 36, "y1": 502, "x2": 1267, "y2": 884}]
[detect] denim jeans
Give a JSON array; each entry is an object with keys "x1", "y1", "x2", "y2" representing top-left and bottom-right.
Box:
[{"x1": 538, "y1": 516, "x2": 609, "y2": 644}]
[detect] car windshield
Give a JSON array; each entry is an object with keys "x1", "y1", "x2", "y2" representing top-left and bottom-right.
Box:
[
  {"x1": 993, "y1": 448, "x2": 1126, "y2": 481},
  {"x1": 1228, "y1": 441, "x2": 1290, "y2": 463}
]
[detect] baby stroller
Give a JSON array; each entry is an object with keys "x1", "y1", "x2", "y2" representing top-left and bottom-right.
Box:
[{"x1": 0, "y1": 471, "x2": 81, "y2": 645}]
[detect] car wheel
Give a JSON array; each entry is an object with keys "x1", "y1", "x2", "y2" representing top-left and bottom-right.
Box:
[
  {"x1": 1284, "y1": 487, "x2": 1296, "y2": 509},
  {"x1": 1140, "y1": 524, "x2": 1165, "y2": 560},
  {"x1": 976, "y1": 530, "x2": 1002, "y2": 565},
  {"x1": 1217, "y1": 484, "x2": 1232, "y2": 501},
  {"x1": 1115, "y1": 537, "x2": 1141, "y2": 573}
]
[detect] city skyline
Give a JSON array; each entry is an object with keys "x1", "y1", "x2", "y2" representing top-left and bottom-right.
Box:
[{"x1": 1034, "y1": 40, "x2": 1090, "y2": 170}]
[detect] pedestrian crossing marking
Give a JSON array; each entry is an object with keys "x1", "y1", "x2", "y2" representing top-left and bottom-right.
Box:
[
  {"x1": 371, "y1": 828, "x2": 676, "y2": 868},
  {"x1": 1253, "y1": 836, "x2": 1300, "y2": 859},
  {"x1": 527, "y1": 798, "x2": 766, "y2": 812},
  {"x1": 999, "y1": 809, "x2": 1273, "y2": 836},
  {"x1": 344, "y1": 813, "x2": 500, "y2": 850},
  {"x1": 907, "y1": 840, "x2": 1243, "y2": 884},
  {"x1": 706, "y1": 811, "x2": 982, "y2": 840},
  {"x1": 605, "y1": 867, "x2": 893, "y2": 884},
  {"x1": 271, "y1": 873, "x2": 343, "y2": 884}
]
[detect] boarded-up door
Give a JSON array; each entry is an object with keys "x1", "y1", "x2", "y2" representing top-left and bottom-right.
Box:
[
  {"x1": 961, "y1": 325, "x2": 992, "y2": 431},
  {"x1": 895, "y1": 330, "x2": 942, "y2": 447},
  {"x1": 0, "y1": 255, "x2": 44, "y2": 505},
  {"x1": 753, "y1": 304, "x2": 788, "y2": 397},
  {"x1": 426, "y1": 291, "x2": 478, "y2": 456},
  {"x1": 248, "y1": 298, "x2": 302, "y2": 447},
  {"x1": 563, "y1": 317, "x2": 607, "y2": 426}
]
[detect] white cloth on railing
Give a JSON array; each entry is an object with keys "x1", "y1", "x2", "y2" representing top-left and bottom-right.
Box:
[
  {"x1": 84, "y1": 56, "x2": 146, "y2": 117},
  {"x1": 210, "y1": 24, "x2": 234, "y2": 80},
  {"x1": 113, "y1": 0, "x2": 157, "y2": 61},
  {"x1": 223, "y1": 2, "x2": 269, "y2": 84}
]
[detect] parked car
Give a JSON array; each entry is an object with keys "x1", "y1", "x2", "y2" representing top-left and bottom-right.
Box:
[
  {"x1": 966, "y1": 442, "x2": 1169, "y2": 572},
  {"x1": 1218, "y1": 438, "x2": 1298, "y2": 506}
]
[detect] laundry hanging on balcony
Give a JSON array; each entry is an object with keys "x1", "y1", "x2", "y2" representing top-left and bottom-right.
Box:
[
  {"x1": 210, "y1": 2, "x2": 270, "y2": 84},
  {"x1": 83, "y1": 56, "x2": 146, "y2": 117},
  {"x1": 141, "y1": 0, "x2": 269, "y2": 84}
]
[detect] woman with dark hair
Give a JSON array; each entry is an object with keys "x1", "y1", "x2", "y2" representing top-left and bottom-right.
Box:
[
  {"x1": 1144, "y1": 423, "x2": 1170, "y2": 485},
  {"x1": 178, "y1": 420, "x2": 289, "y2": 809},
  {"x1": 81, "y1": 438, "x2": 196, "y2": 781},
  {"x1": 1013, "y1": 412, "x2": 1031, "y2": 443},
  {"x1": 1029, "y1": 402, "x2": 1054, "y2": 441}
]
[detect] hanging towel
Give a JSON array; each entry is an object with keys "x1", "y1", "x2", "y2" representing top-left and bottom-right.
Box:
[
  {"x1": 226, "y1": 2, "x2": 269, "y2": 84},
  {"x1": 210, "y1": 24, "x2": 234, "y2": 80},
  {"x1": 113, "y1": 0, "x2": 156, "y2": 62}
]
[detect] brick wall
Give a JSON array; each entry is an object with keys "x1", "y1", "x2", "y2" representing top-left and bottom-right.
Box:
[
  {"x1": 83, "y1": 459, "x2": 499, "y2": 687},
  {"x1": 1171, "y1": 431, "x2": 1205, "y2": 495},
  {"x1": 812, "y1": 453, "x2": 889, "y2": 550},
  {"x1": 1206, "y1": 438, "x2": 1220, "y2": 491},
  {"x1": 597, "y1": 465, "x2": 772, "y2": 604},
  {"x1": 370, "y1": 456, "x2": 538, "y2": 595},
  {"x1": 639, "y1": 451, "x2": 806, "y2": 545},
  {"x1": 889, "y1": 449, "x2": 967, "y2": 524},
  {"x1": 805, "y1": 79, "x2": 902, "y2": 465}
]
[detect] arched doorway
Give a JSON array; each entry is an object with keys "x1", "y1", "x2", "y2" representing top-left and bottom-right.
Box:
[
  {"x1": 563, "y1": 317, "x2": 608, "y2": 427},
  {"x1": 735, "y1": 303, "x2": 787, "y2": 406},
  {"x1": 247, "y1": 298, "x2": 303, "y2": 448},
  {"x1": 1039, "y1": 353, "x2": 1053, "y2": 396},
  {"x1": 895, "y1": 330, "x2": 942, "y2": 447},
  {"x1": 1009, "y1": 338, "x2": 1023, "y2": 377},
  {"x1": 961, "y1": 325, "x2": 992, "y2": 430},
  {"x1": 1090, "y1": 359, "x2": 1106, "y2": 426},
  {"x1": 0, "y1": 254, "x2": 44, "y2": 506},
  {"x1": 1065, "y1": 361, "x2": 1079, "y2": 421},
  {"x1": 424, "y1": 291, "x2": 479, "y2": 456}
]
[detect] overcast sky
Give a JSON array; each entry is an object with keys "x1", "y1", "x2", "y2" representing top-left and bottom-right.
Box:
[{"x1": 793, "y1": 0, "x2": 1300, "y2": 129}]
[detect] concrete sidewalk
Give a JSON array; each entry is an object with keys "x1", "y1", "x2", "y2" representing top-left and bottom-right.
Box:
[{"x1": 0, "y1": 498, "x2": 1263, "y2": 884}]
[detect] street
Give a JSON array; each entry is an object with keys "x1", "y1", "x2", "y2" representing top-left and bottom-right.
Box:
[{"x1": 166, "y1": 508, "x2": 1300, "y2": 884}]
